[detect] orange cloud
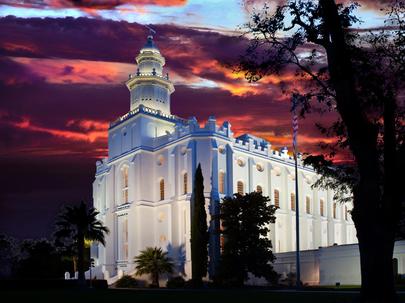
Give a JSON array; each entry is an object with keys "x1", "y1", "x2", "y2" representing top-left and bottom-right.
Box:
[
  {"x1": 10, "y1": 57, "x2": 134, "y2": 84},
  {"x1": 12, "y1": 117, "x2": 108, "y2": 143}
]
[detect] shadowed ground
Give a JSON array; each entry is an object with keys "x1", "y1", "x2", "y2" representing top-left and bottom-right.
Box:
[{"x1": 2, "y1": 288, "x2": 405, "y2": 303}]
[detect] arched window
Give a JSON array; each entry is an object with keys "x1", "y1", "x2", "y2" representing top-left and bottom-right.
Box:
[
  {"x1": 306, "y1": 196, "x2": 311, "y2": 214},
  {"x1": 183, "y1": 172, "x2": 188, "y2": 195},
  {"x1": 333, "y1": 202, "x2": 337, "y2": 219},
  {"x1": 121, "y1": 165, "x2": 129, "y2": 204},
  {"x1": 160, "y1": 179, "x2": 165, "y2": 201},
  {"x1": 219, "y1": 171, "x2": 225, "y2": 194},
  {"x1": 256, "y1": 185, "x2": 263, "y2": 194},
  {"x1": 345, "y1": 205, "x2": 348, "y2": 221},
  {"x1": 320, "y1": 199, "x2": 325, "y2": 217},
  {"x1": 291, "y1": 193, "x2": 296, "y2": 211},
  {"x1": 274, "y1": 189, "x2": 280, "y2": 208},
  {"x1": 237, "y1": 181, "x2": 244, "y2": 195}
]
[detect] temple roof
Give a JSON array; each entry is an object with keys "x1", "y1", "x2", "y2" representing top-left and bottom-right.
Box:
[{"x1": 142, "y1": 35, "x2": 159, "y2": 52}]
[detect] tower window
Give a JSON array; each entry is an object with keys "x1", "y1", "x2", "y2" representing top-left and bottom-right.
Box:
[
  {"x1": 237, "y1": 181, "x2": 244, "y2": 195},
  {"x1": 219, "y1": 171, "x2": 225, "y2": 194},
  {"x1": 160, "y1": 179, "x2": 165, "y2": 201},
  {"x1": 274, "y1": 189, "x2": 280, "y2": 208},
  {"x1": 291, "y1": 193, "x2": 296, "y2": 211},
  {"x1": 121, "y1": 165, "x2": 129, "y2": 204}
]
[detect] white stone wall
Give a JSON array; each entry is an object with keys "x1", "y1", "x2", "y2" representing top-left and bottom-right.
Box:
[
  {"x1": 273, "y1": 241, "x2": 405, "y2": 286},
  {"x1": 93, "y1": 112, "x2": 357, "y2": 279}
]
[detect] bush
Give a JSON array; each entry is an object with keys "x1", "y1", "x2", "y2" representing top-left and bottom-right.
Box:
[
  {"x1": 115, "y1": 275, "x2": 138, "y2": 288},
  {"x1": 87, "y1": 279, "x2": 108, "y2": 289},
  {"x1": 395, "y1": 274, "x2": 405, "y2": 285},
  {"x1": 166, "y1": 276, "x2": 186, "y2": 288},
  {"x1": 184, "y1": 278, "x2": 204, "y2": 289}
]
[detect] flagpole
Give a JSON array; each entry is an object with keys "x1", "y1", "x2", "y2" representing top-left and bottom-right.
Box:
[{"x1": 292, "y1": 96, "x2": 301, "y2": 289}]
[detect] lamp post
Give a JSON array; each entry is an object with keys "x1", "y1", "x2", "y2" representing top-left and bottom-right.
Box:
[
  {"x1": 89, "y1": 258, "x2": 95, "y2": 288},
  {"x1": 292, "y1": 95, "x2": 301, "y2": 289}
]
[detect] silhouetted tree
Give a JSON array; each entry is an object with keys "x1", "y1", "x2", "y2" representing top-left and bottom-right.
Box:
[
  {"x1": 236, "y1": 1, "x2": 405, "y2": 301},
  {"x1": 134, "y1": 247, "x2": 173, "y2": 288},
  {"x1": 190, "y1": 163, "x2": 208, "y2": 285},
  {"x1": 218, "y1": 192, "x2": 278, "y2": 286},
  {"x1": 54, "y1": 202, "x2": 109, "y2": 285},
  {"x1": 0, "y1": 234, "x2": 17, "y2": 279},
  {"x1": 15, "y1": 239, "x2": 67, "y2": 279}
]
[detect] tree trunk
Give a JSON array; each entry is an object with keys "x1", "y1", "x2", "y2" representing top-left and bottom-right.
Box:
[
  {"x1": 319, "y1": 1, "x2": 397, "y2": 301},
  {"x1": 77, "y1": 233, "x2": 86, "y2": 285},
  {"x1": 153, "y1": 272, "x2": 159, "y2": 288}
]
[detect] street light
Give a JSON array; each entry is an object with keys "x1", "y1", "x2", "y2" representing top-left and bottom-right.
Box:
[{"x1": 89, "y1": 258, "x2": 95, "y2": 288}]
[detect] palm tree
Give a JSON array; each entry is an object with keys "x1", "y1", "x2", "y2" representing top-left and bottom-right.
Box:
[
  {"x1": 134, "y1": 247, "x2": 173, "y2": 288},
  {"x1": 54, "y1": 201, "x2": 109, "y2": 284}
]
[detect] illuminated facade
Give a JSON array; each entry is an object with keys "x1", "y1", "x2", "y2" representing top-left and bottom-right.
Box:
[{"x1": 91, "y1": 36, "x2": 359, "y2": 284}]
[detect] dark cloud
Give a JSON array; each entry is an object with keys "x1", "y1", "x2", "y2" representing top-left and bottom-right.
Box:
[
  {"x1": 0, "y1": 0, "x2": 187, "y2": 10},
  {"x1": 0, "y1": 16, "x2": 246, "y2": 79}
]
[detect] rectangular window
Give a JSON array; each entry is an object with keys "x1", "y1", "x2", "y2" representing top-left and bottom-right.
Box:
[
  {"x1": 237, "y1": 181, "x2": 244, "y2": 195},
  {"x1": 333, "y1": 203, "x2": 337, "y2": 219},
  {"x1": 122, "y1": 188, "x2": 128, "y2": 204},
  {"x1": 290, "y1": 193, "x2": 296, "y2": 211},
  {"x1": 345, "y1": 206, "x2": 348, "y2": 221},
  {"x1": 320, "y1": 199, "x2": 325, "y2": 217},
  {"x1": 219, "y1": 171, "x2": 225, "y2": 194},
  {"x1": 123, "y1": 218, "x2": 128, "y2": 260},
  {"x1": 274, "y1": 190, "x2": 280, "y2": 208},
  {"x1": 306, "y1": 196, "x2": 311, "y2": 214},
  {"x1": 160, "y1": 179, "x2": 165, "y2": 201},
  {"x1": 118, "y1": 216, "x2": 128, "y2": 260},
  {"x1": 183, "y1": 173, "x2": 188, "y2": 195}
]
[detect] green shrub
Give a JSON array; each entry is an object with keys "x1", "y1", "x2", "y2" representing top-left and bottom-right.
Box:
[
  {"x1": 166, "y1": 276, "x2": 186, "y2": 288},
  {"x1": 115, "y1": 275, "x2": 138, "y2": 288}
]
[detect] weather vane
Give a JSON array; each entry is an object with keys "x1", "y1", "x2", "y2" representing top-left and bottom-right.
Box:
[{"x1": 144, "y1": 24, "x2": 156, "y2": 36}]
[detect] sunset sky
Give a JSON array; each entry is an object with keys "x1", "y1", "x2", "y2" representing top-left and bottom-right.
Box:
[{"x1": 0, "y1": 0, "x2": 392, "y2": 238}]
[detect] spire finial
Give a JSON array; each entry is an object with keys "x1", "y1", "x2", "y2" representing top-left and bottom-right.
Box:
[{"x1": 144, "y1": 24, "x2": 156, "y2": 37}]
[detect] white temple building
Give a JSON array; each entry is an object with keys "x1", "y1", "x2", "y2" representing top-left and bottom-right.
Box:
[{"x1": 91, "y1": 35, "x2": 405, "y2": 285}]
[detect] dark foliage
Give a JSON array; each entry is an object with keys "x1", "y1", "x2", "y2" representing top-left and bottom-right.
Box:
[
  {"x1": 54, "y1": 202, "x2": 109, "y2": 284},
  {"x1": 15, "y1": 239, "x2": 68, "y2": 279},
  {"x1": 115, "y1": 275, "x2": 138, "y2": 288},
  {"x1": 0, "y1": 234, "x2": 18, "y2": 279},
  {"x1": 217, "y1": 192, "x2": 278, "y2": 286},
  {"x1": 190, "y1": 163, "x2": 208, "y2": 284},
  {"x1": 236, "y1": 1, "x2": 405, "y2": 301},
  {"x1": 166, "y1": 276, "x2": 186, "y2": 288}
]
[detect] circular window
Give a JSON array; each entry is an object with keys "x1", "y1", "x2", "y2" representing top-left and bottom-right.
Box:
[
  {"x1": 237, "y1": 157, "x2": 246, "y2": 167},
  {"x1": 157, "y1": 155, "x2": 164, "y2": 166},
  {"x1": 273, "y1": 166, "x2": 282, "y2": 176},
  {"x1": 218, "y1": 145, "x2": 226, "y2": 154},
  {"x1": 180, "y1": 146, "x2": 187, "y2": 155},
  {"x1": 158, "y1": 212, "x2": 165, "y2": 222},
  {"x1": 256, "y1": 163, "x2": 264, "y2": 172}
]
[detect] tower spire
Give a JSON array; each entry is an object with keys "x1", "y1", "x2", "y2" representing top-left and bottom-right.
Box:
[{"x1": 125, "y1": 33, "x2": 174, "y2": 116}]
